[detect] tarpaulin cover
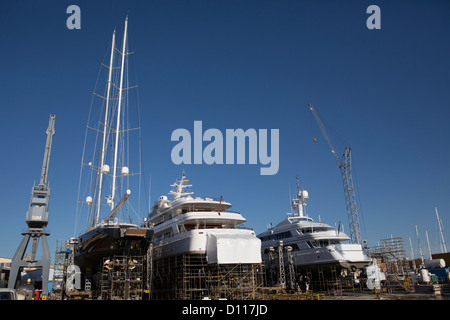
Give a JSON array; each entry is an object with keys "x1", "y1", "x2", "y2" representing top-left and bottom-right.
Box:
[{"x1": 206, "y1": 233, "x2": 262, "y2": 264}]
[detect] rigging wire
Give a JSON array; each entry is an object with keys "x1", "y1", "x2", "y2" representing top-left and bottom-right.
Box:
[
  {"x1": 74, "y1": 45, "x2": 112, "y2": 237},
  {"x1": 130, "y1": 34, "x2": 151, "y2": 217}
]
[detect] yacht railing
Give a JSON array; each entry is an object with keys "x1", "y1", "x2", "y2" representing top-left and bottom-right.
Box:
[
  {"x1": 177, "y1": 222, "x2": 253, "y2": 233},
  {"x1": 177, "y1": 195, "x2": 224, "y2": 202}
]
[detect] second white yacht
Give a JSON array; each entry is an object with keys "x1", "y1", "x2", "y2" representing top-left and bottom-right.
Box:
[{"x1": 257, "y1": 178, "x2": 372, "y2": 283}]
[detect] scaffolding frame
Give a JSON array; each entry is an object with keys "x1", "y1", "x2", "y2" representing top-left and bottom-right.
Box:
[
  {"x1": 264, "y1": 241, "x2": 366, "y2": 294},
  {"x1": 100, "y1": 255, "x2": 145, "y2": 300},
  {"x1": 152, "y1": 253, "x2": 264, "y2": 300},
  {"x1": 51, "y1": 240, "x2": 69, "y2": 299},
  {"x1": 368, "y1": 237, "x2": 413, "y2": 275},
  {"x1": 367, "y1": 237, "x2": 415, "y2": 292}
]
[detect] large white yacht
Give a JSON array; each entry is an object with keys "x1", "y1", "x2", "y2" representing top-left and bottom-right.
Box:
[
  {"x1": 257, "y1": 178, "x2": 371, "y2": 280},
  {"x1": 146, "y1": 171, "x2": 261, "y2": 264}
]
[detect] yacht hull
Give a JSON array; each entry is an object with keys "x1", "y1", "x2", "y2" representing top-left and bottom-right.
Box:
[
  {"x1": 74, "y1": 225, "x2": 153, "y2": 275},
  {"x1": 262, "y1": 241, "x2": 371, "y2": 283},
  {"x1": 153, "y1": 229, "x2": 262, "y2": 264},
  {"x1": 151, "y1": 229, "x2": 263, "y2": 299},
  {"x1": 291, "y1": 244, "x2": 370, "y2": 270}
]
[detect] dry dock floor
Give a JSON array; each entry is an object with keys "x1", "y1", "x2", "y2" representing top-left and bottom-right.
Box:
[{"x1": 324, "y1": 292, "x2": 448, "y2": 300}]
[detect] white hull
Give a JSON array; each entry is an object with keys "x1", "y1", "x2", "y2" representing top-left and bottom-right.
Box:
[{"x1": 262, "y1": 240, "x2": 370, "y2": 271}]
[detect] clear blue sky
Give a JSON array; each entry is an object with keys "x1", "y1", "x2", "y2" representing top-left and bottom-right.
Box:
[{"x1": 1, "y1": 0, "x2": 449, "y2": 261}]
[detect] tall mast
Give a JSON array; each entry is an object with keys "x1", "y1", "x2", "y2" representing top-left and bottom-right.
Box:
[
  {"x1": 416, "y1": 225, "x2": 424, "y2": 263},
  {"x1": 425, "y1": 230, "x2": 432, "y2": 260},
  {"x1": 291, "y1": 177, "x2": 308, "y2": 217},
  {"x1": 169, "y1": 171, "x2": 193, "y2": 200},
  {"x1": 111, "y1": 16, "x2": 128, "y2": 210},
  {"x1": 95, "y1": 29, "x2": 116, "y2": 225},
  {"x1": 436, "y1": 207, "x2": 447, "y2": 253},
  {"x1": 409, "y1": 237, "x2": 417, "y2": 270},
  {"x1": 296, "y1": 177, "x2": 303, "y2": 217}
]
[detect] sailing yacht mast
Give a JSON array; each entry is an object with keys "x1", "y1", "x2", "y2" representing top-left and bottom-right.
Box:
[
  {"x1": 425, "y1": 230, "x2": 432, "y2": 260},
  {"x1": 416, "y1": 225, "x2": 424, "y2": 263},
  {"x1": 111, "y1": 16, "x2": 128, "y2": 211},
  {"x1": 435, "y1": 207, "x2": 447, "y2": 253},
  {"x1": 95, "y1": 29, "x2": 116, "y2": 226}
]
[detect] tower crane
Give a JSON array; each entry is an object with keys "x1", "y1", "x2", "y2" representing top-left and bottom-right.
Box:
[{"x1": 308, "y1": 104, "x2": 364, "y2": 245}]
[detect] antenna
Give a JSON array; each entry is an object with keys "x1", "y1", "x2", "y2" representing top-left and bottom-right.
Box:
[{"x1": 169, "y1": 171, "x2": 193, "y2": 200}]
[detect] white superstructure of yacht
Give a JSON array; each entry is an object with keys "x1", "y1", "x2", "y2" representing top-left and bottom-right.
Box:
[
  {"x1": 257, "y1": 178, "x2": 371, "y2": 278},
  {"x1": 147, "y1": 171, "x2": 261, "y2": 264}
]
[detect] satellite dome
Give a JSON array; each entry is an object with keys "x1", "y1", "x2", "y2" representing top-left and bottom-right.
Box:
[{"x1": 302, "y1": 190, "x2": 309, "y2": 199}]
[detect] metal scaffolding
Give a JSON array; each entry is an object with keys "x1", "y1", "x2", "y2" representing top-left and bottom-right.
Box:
[
  {"x1": 100, "y1": 255, "x2": 145, "y2": 300},
  {"x1": 51, "y1": 240, "x2": 69, "y2": 299},
  {"x1": 263, "y1": 241, "x2": 366, "y2": 293},
  {"x1": 368, "y1": 237, "x2": 413, "y2": 275},
  {"x1": 152, "y1": 253, "x2": 264, "y2": 300},
  {"x1": 367, "y1": 237, "x2": 415, "y2": 292}
]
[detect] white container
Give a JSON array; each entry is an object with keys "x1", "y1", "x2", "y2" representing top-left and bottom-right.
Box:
[{"x1": 424, "y1": 259, "x2": 446, "y2": 269}]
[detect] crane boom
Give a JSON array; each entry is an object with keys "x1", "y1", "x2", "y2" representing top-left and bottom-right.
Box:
[
  {"x1": 308, "y1": 104, "x2": 341, "y2": 165},
  {"x1": 25, "y1": 114, "x2": 55, "y2": 228},
  {"x1": 40, "y1": 114, "x2": 56, "y2": 186},
  {"x1": 308, "y1": 104, "x2": 363, "y2": 245}
]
